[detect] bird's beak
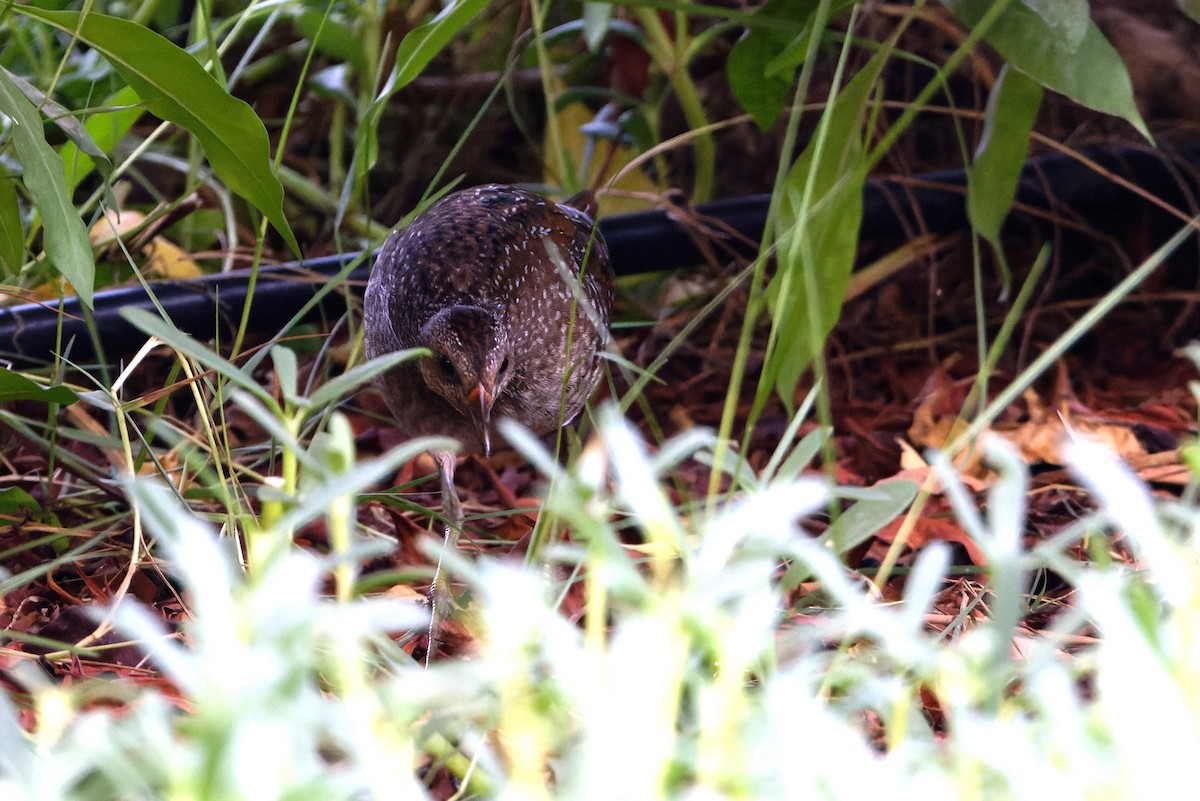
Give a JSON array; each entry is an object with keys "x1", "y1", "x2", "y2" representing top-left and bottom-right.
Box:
[{"x1": 466, "y1": 382, "x2": 495, "y2": 456}]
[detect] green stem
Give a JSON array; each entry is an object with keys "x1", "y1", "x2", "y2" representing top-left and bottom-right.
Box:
[
  {"x1": 636, "y1": 8, "x2": 715, "y2": 202},
  {"x1": 864, "y1": 0, "x2": 1009, "y2": 170},
  {"x1": 276, "y1": 166, "x2": 391, "y2": 240},
  {"x1": 530, "y1": 0, "x2": 570, "y2": 186}
]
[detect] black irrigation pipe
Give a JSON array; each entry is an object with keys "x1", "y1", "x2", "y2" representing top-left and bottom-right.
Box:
[{"x1": 2, "y1": 142, "x2": 1199, "y2": 369}]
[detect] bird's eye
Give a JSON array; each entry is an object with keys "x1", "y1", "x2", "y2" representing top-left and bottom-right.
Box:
[
  {"x1": 498, "y1": 357, "x2": 509, "y2": 375},
  {"x1": 437, "y1": 354, "x2": 457, "y2": 379}
]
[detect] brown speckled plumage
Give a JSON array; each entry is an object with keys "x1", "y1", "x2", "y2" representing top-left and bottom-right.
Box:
[{"x1": 364, "y1": 184, "x2": 614, "y2": 454}]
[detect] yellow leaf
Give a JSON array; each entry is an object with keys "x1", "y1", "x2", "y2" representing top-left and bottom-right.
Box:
[
  {"x1": 142, "y1": 236, "x2": 203, "y2": 279},
  {"x1": 89, "y1": 206, "x2": 203, "y2": 279}
]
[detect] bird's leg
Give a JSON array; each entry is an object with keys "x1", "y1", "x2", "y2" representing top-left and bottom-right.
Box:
[{"x1": 427, "y1": 449, "x2": 463, "y2": 665}]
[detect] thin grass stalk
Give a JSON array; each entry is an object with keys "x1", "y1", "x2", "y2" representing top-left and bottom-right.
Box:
[
  {"x1": 863, "y1": 0, "x2": 1007, "y2": 171},
  {"x1": 950, "y1": 214, "x2": 1200, "y2": 452},
  {"x1": 874, "y1": 245, "x2": 1050, "y2": 587},
  {"x1": 776, "y1": 4, "x2": 863, "y2": 515},
  {"x1": 82, "y1": 387, "x2": 147, "y2": 645},
  {"x1": 707, "y1": 0, "x2": 833, "y2": 507},
  {"x1": 177, "y1": 354, "x2": 240, "y2": 539},
  {"x1": 635, "y1": 7, "x2": 715, "y2": 202},
  {"x1": 231, "y1": 0, "x2": 330, "y2": 358}
]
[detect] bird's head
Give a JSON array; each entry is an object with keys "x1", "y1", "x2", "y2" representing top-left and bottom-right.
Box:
[{"x1": 417, "y1": 305, "x2": 513, "y2": 455}]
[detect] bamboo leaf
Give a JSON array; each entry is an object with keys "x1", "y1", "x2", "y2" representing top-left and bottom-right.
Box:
[
  {"x1": 0, "y1": 368, "x2": 79, "y2": 404},
  {"x1": 0, "y1": 69, "x2": 94, "y2": 305},
  {"x1": 1, "y1": 67, "x2": 112, "y2": 182},
  {"x1": 582, "y1": 2, "x2": 612, "y2": 52},
  {"x1": 392, "y1": 0, "x2": 491, "y2": 87},
  {"x1": 121, "y1": 307, "x2": 279, "y2": 411},
  {"x1": 305, "y1": 348, "x2": 426, "y2": 414},
  {"x1": 16, "y1": 7, "x2": 300, "y2": 254},
  {"x1": 0, "y1": 175, "x2": 24, "y2": 275},
  {"x1": 762, "y1": 53, "x2": 884, "y2": 409},
  {"x1": 943, "y1": 0, "x2": 1150, "y2": 141},
  {"x1": 292, "y1": 8, "x2": 366, "y2": 70},
  {"x1": 821, "y1": 480, "x2": 919, "y2": 555}
]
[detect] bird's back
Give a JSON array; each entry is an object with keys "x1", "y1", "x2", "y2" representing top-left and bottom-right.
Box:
[
  {"x1": 371, "y1": 185, "x2": 611, "y2": 350},
  {"x1": 364, "y1": 184, "x2": 615, "y2": 449}
]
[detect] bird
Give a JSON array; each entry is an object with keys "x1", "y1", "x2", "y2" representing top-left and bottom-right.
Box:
[
  {"x1": 364, "y1": 184, "x2": 614, "y2": 660},
  {"x1": 363, "y1": 184, "x2": 615, "y2": 456}
]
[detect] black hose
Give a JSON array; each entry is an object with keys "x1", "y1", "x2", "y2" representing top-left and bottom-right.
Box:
[{"x1": 2, "y1": 143, "x2": 1198, "y2": 368}]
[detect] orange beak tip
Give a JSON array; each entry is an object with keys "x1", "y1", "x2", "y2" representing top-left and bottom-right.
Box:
[{"x1": 470, "y1": 382, "x2": 496, "y2": 457}]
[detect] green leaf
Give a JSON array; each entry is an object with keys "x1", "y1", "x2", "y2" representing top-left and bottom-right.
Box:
[
  {"x1": 305, "y1": 348, "x2": 426, "y2": 414},
  {"x1": 292, "y1": 8, "x2": 366, "y2": 71},
  {"x1": 393, "y1": 0, "x2": 491, "y2": 87},
  {"x1": 0, "y1": 175, "x2": 24, "y2": 275},
  {"x1": 271, "y1": 344, "x2": 299, "y2": 408},
  {"x1": 342, "y1": 68, "x2": 397, "y2": 232},
  {"x1": 770, "y1": 165, "x2": 865, "y2": 407},
  {"x1": 0, "y1": 486, "x2": 39, "y2": 516},
  {"x1": 15, "y1": 7, "x2": 300, "y2": 255},
  {"x1": 773, "y1": 424, "x2": 830, "y2": 481},
  {"x1": 821, "y1": 480, "x2": 919, "y2": 555},
  {"x1": 0, "y1": 69, "x2": 94, "y2": 306},
  {"x1": 727, "y1": 0, "x2": 856, "y2": 129},
  {"x1": 762, "y1": 51, "x2": 884, "y2": 409},
  {"x1": 1020, "y1": 0, "x2": 1090, "y2": 51},
  {"x1": 967, "y1": 64, "x2": 1044, "y2": 245},
  {"x1": 1180, "y1": 0, "x2": 1200, "y2": 24},
  {"x1": 943, "y1": 0, "x2": 1150, "y2": 141},
  {"x1": 0, "y1": 367, "x2": 79, "y2": 404},
  {"x1": 727, "y1": 25, "x2": 797, "y2": 130},
  {"x1": 727, "y1": 0, "x2": 805, "y2": 130}
]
